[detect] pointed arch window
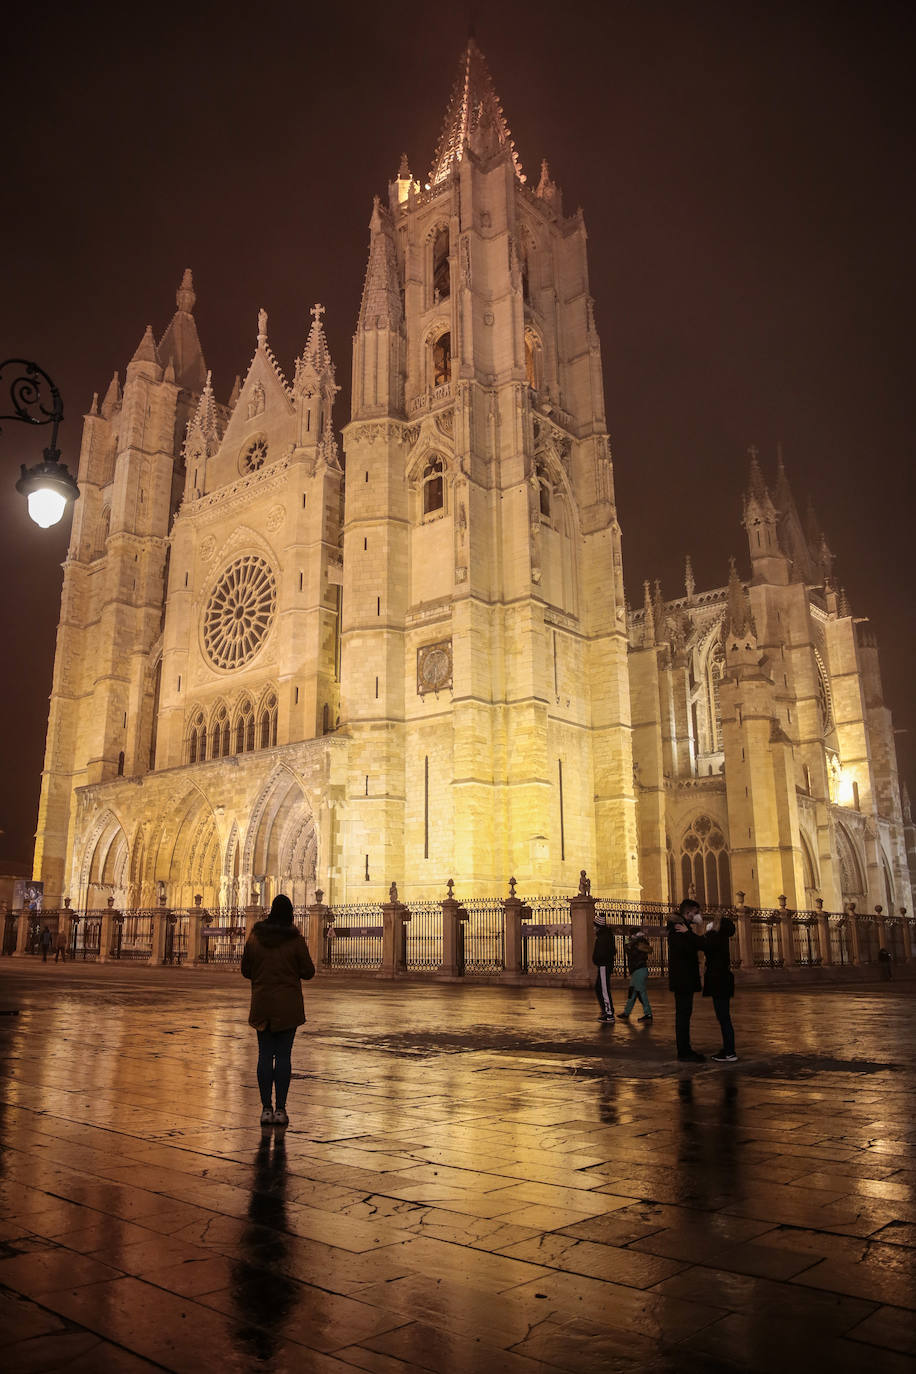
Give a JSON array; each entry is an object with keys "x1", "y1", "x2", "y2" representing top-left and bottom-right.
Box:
[
  {"x1": 432, "y1": 331, "x2": 451, "y2": 387},
  {"x1": 535, "y1": 461, "x2": 551, "y2": 519},
  {"x1": 433, "y1": 226, "x2": 450, "y2": 301},
  {"x1": 259, "y1": 693, "x2": 278, "y2": 749},
  {"x1": 235, "y1": 698, "x2": 254, "y2": 754},
  {"x1": 423, "y1": 458, "x2": 445, "y2": 515},
  {"x1": 213, "y1": 704, "x2": 230, "y2": 758},
  {"x1": 708, "y1": 641, "x2": 726, "y2": 751},
  {"x1": 94, "y1": 506, "x2": 110, "y2": 559},
  {"x1": 117, "y1": 751, "x2": 125, "y2": 777},
  {"x1": 188, "y1": 710, "x2": 205, "y2": 765},
  {"x1": 679, "y1": 815, "x2": 731, "y2": 906}
]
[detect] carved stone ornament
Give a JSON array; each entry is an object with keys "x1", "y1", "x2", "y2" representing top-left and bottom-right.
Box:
[
  {"x1": 483, "y1": 310, "x2": 495, "y2": 326},
  {"x1": 199, "y1": 535, "x2": 217, "y2": 563},
  {"x1": 265, "y1": 505, "x2": 285, "y2": 532},
  {"x1": 417, "y1": 639, "x2": 453, "y2": 695}
]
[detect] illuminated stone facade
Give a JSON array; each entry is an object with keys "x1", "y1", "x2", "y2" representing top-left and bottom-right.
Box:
[{"x1": 32, "y1": 42, "x2": 913, "y2": 918}]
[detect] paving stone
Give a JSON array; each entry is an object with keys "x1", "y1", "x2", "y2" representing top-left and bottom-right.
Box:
[{"x1": 1, "y1": 964, "x2": 915, "y2": 1372}]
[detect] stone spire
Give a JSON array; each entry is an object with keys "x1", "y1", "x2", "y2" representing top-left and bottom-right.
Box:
[
  {"x1": 358, "y1": 197, "x2": 403, "y2": 332},
  {"x1": 294, "y1": 305, "x2": 340, "y2": 467},
  {"x1": 294, "y1": 303, "x2": 337, "y2": 396},
  {"x1": 183, "y1": 369, "x2": 221, "y2": 456},
  {"x1": 684, "y1": 554, "x2": 695, "y2": 603},
  {"x1": 642, "y1": 579, "x2": 656, "y2": 647},
  {"x1": 100, "y1": 370, "x2": 121, "y2": 419},
  {"x1": 131, "y1": 325, "x2": 160, "y2": 367},
  {"x1": 157, "y1": 268, "x2": 207, "y2": 391},
  {"x1": 771, "y1": 443, "x2": 813, "y2": 583},
  {"x1": 726, "y1": 556, "x2": 756, "y2": 640},
  {"x1": 428, "y1": 38, "x2": 524, "y2": 186}
]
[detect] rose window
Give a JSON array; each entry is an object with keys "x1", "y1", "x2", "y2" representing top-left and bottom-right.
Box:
[
  {"x1": 203, "y1": 555, "x2": 276, "y2": 670},
  {"x1": 240, "y1": 437, "x2": 268, "y2": 474}
]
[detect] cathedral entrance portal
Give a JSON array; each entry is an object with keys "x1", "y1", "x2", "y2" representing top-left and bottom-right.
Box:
[{"x1": 244, "y1": 769, "x2": 318, "y2": 910}]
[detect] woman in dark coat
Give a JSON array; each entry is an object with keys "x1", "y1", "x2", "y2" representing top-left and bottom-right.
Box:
[
  {"x1": 667, "y1": 898, "x2": 706, "y2": 1061},
  {"x1": 702, "y1": 915, "x2": 737, "y2": 1062},
  {"x1": 241, "y1": 894, "x2": 315, "y2": 1126}
]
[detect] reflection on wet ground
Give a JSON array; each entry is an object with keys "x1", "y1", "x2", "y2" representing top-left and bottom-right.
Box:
[{"x1": 0, "y1": 963, "x2": 914, "y2": 1372}]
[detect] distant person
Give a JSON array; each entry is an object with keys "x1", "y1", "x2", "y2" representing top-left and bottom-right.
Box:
[
  {"x1": 54, "y1": 927, "x2": 68, "y2": 962},
  {"x1": 702, "y1": 914, "x2": 738, "y2": 1062},
  {"x1": 241, "y1": 894, "x2": 315, "y2": 1127},
  {"x1": 39, "y1": 925, "x2": 52, "y2": 962},
  {"x1": 878, "y1": 947, "x2": 893, "y2": 981},
  {"x1": 592, "y1": 913, "x2": 616, "y2": 1022},
  {"x1": 618, "y1": 929, "x2": 653, "y2": 1021},
  {"x1": 667, "y1": 899, "x2": 706, "y2": 1061}
]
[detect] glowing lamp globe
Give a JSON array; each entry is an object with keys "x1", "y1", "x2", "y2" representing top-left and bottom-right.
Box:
[{"x1": 16, "y1": 458, "x2": 80, "y2": 528}]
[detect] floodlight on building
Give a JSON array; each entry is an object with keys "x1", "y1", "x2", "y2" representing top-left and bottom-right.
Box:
[{"x1": 1, "y1": 358, "x2": 80, "y2": 527}]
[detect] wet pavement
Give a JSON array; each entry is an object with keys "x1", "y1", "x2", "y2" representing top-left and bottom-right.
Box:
[{"x1": 0, "y1": 963, "x2": 914, "y2": 1373}]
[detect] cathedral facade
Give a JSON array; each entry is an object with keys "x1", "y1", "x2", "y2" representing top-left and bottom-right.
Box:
[{"x1": 32, "y1": 41, "x2": 914, "y2": 920}]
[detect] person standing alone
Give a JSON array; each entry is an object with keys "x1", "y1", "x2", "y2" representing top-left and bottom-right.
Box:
[
  {"x1": 593, "y1": 913, "x2": 616, "y2": 1022},
  {"x1": 241, "y1": 894, "x2": 315, "y2": 1126},
  {"x1": 618, "y1": 929, "x2": 653, "y2": 1021},
  {"x1": 667, "y1": 899, "x2": 706, "y2": 1061},
  {"x1": 702, "y1": 914, "x2": 738, "y2": 1062}
]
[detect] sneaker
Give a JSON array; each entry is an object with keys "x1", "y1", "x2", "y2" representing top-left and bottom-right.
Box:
[
  {"x1": 272, "y1": 1107, "x2": 289, "y2": 1127},
  {"x1": 618, "y1": 1011, "x2": 630, "y2": 1020},
  {"x1": 712, "y1": 1052, "x2": 738, "y2": 1063},
  {"x1": 638, "y1": 1015, "x2": 653, "y2": 1022},
  {"x1": 260, "y1": 1106, "x2": 274, "y2": 1125},
  {"x1": 677, "y1": 1051, "x2": 706, "y2": 1063}
]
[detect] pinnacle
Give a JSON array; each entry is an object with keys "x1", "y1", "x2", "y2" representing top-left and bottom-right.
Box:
[
  {"x1": 745, "y1": 444, "x2": 768, "y2": 501},
  {"x1": 176, "y1": 268, "x2": 196, "y2": 313},
  {"x1": 429, "y1": 38, "x2": 523, "y2": 187},
  {"x1": 131, "y1": 325, "x2": 161, "y2": 367}
]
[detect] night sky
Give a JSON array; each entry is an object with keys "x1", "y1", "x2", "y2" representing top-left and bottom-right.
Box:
[{"x1": 1, "y1": 0, "x2": 913, "y2": 869}]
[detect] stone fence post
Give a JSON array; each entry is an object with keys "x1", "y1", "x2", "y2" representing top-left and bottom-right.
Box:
[
  {"x1": 440, "y1": 879, "x2": 468, "y2": 978},
  {"x1": 150, "y1": 896, "x2": 169, "y2": 966},
  {"x1": 503, "y1": 878, "x2": 525, "y2": 977},
  {"x1": 900, "y1": 909, "x2": 912, "y2": 963},
  {"x1": 100, "y1": 897, "x2": 116, "y2": 964},
  {"x1": 244, "y1": 904, "x2": 263, "y2": 940},
  {"x1": 874, "y1": 905, "x2": 888, "y2": 952},
  {"x1": 307, "y1": 890, "x2": 329, "y2": 969},
  {"x1": 14, "y1": 910, "x2": 30, "y2": 957},
  {"x1": 778, "y1": 895, "x2": 797, "y2": 968},
  {"x1": 845, "y1": 902, "x2": 862, "y2": 965},
  {"x1": 186, "y1": 895, "x2": 203, "y2": 967},
  {"x1": 569, "y1": 870, "x2": 596, "y2": 986},
  {"x1": 734, "y1": 892, "x2": 753, "y2": 969},
  {"x1": 815, "y1": 899, "x2": 832, "y2": 966},
  {"x1": 381, "y1": 881, "x2": 410, "y2": 976}
]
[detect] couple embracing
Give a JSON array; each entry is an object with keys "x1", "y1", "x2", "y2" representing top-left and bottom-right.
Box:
[{"x1": 667, "y1": 899, "x2": 738, "y2": 1064}]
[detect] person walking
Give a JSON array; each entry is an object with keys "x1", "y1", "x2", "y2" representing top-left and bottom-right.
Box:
[
  {"x1": 241, "y1": 894, "x2": 315, "y2": 1127},
  {"x1": 54, "y1": 927, "x2": 68, "y2": 962},
  {"x1": 667, "y1": 898, "x2": 706, "y2": 1061},
  {"x1": 702, "y1": 914, "x2": 737, "y2": 1062},
  {"x1": 618, "y1": 929, "x2": 653, "y2": 1021},
  {"x1": 39, "y1": 925, "x2": 52, "y2": 962},
  {"x1": 592, "y1": 913, "x2": 616, "y2": 1022}
]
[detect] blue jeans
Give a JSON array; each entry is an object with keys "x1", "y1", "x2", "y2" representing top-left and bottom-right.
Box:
[
  {"x1": 256, "y1": 1027, "x2": 296, "y2": 1110},
  {"x1": 623, "y1": 966, "x2": 652, "y2": 1016}
]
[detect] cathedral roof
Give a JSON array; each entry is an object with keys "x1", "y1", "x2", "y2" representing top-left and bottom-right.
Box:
[
  {"x1": 158, "y1": 269, "x2": 208, "y2": 393},
  {"x1": 429, "y1": 39, "x2": 524, "y2": 187}
]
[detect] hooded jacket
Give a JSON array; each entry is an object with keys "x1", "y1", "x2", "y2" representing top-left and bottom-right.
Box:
[
  {"x1": 241, "y1": 920, "x2": 315, "y2": 1031},
  {"x1": 702, "y1": 916, "x2": 736, "y2": 998},
  {"x1": 592, "y1": 923, "x2": 616, "y2": 968},
  {"x1": 626, "y1": 935, "x2": 651, "y2": 975}
]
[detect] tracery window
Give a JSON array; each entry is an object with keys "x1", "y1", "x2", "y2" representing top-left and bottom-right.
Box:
[
  {"x1": 235, "y1": 698, "x2": 255, "y2": 754},
  {"x1": 188, "y1": 710, "x2": 205, "y2": 765},
  {"x1": 433, "y1": 227, "x2": 450, "y2": 300},
  {"x1": 679, "y1": 814, "x2": 731, "y2": 906},
  {"x1": 536, "y1": 461, "x2": 551, "y2": 518},
  {"x1": 202, "y1": 555, "x2": 276, "y2": 670},
  {"x1": 707, "y1": 641, "x2": 726, "y2": 751},
  {"x1": 259, "y1": 693, "x2": 278, "y2": 749},
  {"x1": 432, "y1": 332, "x2": 451, "y2": 387},
  {"x1": 213, "y1": 704, "x2": 230, "y2": 758},
  {"x1": 423, "y1": 458, "x2": 444, "y2": 515},
  {"x1": 239, "y1": 437, "x2": 268, "y2": 474}
]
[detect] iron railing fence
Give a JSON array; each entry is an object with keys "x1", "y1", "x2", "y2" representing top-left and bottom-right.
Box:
[
  {"x1": 462, "y1": 897, "x2": 504, "y2": 975},
  {"x1": 405, "y1": 901, "x2": 443, "y2": 971},
  {"x1": 887, "y1": 920, "x2": 907, "y2": 964},
  {"x1": 751, "y1": 912, "x2": 784, "y2": 968},
  {"x1": 200, "y1": 909, "x2": 246, "y2": 965},
  {"x1": 791, "y1": 914, "x2": 822, "y2": 966},
  {"x1": 520, "y1": 896, "x2": 572, "y2": 974},
  {"x1": 829, "y1": 914, "x2": 851, "y2": 966},
  {"x1": 324, "y1": 902, "x2": 384, "y2": 970},
  {"x1": 857, "y1": 915, "x2": 880, "y2": 964}
]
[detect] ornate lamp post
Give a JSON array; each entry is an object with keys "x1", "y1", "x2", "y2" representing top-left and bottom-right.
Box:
[{"x1": 1, "y1": 358, "x2": 80, "y2": 526}]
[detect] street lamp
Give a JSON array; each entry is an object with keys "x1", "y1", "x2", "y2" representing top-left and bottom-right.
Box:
[{"x1": 1, "y1": 358, "x2": 80, "y2": 527}]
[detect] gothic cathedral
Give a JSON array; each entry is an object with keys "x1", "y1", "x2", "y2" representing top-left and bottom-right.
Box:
[{"x1": 32, "y1": 41, "x2": 914, "y2": 919}]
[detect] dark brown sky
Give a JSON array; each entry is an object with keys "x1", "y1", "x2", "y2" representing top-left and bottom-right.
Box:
[{"x1": 1, "y1": 0, "x2": 914, "y2": 867}]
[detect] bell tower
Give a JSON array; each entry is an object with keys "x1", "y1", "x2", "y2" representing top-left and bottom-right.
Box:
[{"x1": 339, "y1": 39, "x2": 638, "y2": 897}]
